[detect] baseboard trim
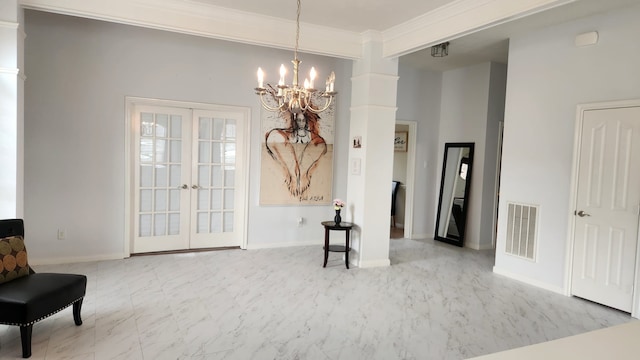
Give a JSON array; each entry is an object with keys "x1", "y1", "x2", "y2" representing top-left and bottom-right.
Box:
[
  {"x1": 246, "y1": 240, "x2": 321, "y2": 250},
  {"x1": 412, "y1": 233, "x2": 430, "y2": 240},
  {"x1": 30, "y1": 253, "x2": 125, "y2": 266},
  {"x1": 358, "y1": 258, "x2": 391, "y2": 268},
  {"x1": 492, "y1": 266, "x2": 565, "y2": 295}
]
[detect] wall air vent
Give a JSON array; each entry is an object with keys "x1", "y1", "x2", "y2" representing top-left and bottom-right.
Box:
[{"x1": 505, "y1": 202, "x2": 538, "y2": 260}]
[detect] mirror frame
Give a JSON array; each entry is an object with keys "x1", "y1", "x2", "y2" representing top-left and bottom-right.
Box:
[{"x1": 434, "y1": 142, "x2": 474, "y2": 247}]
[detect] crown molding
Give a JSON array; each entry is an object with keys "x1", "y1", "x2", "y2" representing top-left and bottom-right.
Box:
[
  {"x1": 20, "y1": 0, "x2": 578, "y2": 61},
  {"x1": 382, "y1": 0, "x2": 576, "y2": 57},
  {"x1": 20, "y1": 0, "x2": 362, "y2": 59}
]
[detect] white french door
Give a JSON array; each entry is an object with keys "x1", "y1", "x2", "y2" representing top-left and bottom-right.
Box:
[
  {"x1": 130, "y1": 102, "x2": 248, "y2": 253},
  {"x1": 571, "y1": 106, "x2": 640, "y2": 312}
]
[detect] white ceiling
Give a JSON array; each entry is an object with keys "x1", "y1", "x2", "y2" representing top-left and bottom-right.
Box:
[
  {"x1": 189, "y1": 0, "x2": 456, "y2": 33},
  {"x1": 191, "y1": 0, "x2": 640, "y2": 71}
]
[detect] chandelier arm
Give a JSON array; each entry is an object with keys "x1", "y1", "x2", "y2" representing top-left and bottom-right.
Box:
[
  {"x1": 306, "y1": 96, "x2": 333, "y2": 114},
  {"x1": 258, "y1": 92, "x2": 286, "y2": 112}
]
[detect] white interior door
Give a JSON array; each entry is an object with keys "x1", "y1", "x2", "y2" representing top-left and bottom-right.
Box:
[
  {"x1": 134, "y1": 105, "x2": 192, "y2": 253},
  {"x1": 190, "y1": 110, "x2": 247, "y2": 248},
  {"x1": 571, "y1": 106, "x2": 640, "y2": 312},
  {"x1": 132, "y1": 103, "x2": 248, "y2": 253}
]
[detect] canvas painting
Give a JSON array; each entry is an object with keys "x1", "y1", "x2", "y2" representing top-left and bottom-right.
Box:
[{"x1": 260, "y1": 104, "x2": 335, "y2": 205}]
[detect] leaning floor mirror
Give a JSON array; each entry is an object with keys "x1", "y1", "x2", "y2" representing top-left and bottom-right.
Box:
[{"x1": 434, "y1": 142, "x2": 474, "y2": 247}]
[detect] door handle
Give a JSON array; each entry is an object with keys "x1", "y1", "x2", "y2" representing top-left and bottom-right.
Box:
[
  {"x1": 180, "y1": 184, "x2": 188, "y2": 189},
  {"x1": 191, "y1": 185, "x2": 200, "y2": 189},
  {"x1": 576, "y1": 210, "x2": 591, "y2": 217}
]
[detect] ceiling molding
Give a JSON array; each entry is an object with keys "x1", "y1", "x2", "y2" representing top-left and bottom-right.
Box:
[
  {"x1": 382, "y1": 0, "x2": 577, "y2": 58},
  {"x1": 20, "y1": 0, "x2": 363, "y2": 59}
]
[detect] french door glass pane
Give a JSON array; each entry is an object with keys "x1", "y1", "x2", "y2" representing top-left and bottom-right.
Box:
[
  {"x1": 213, "y1": 118, "x2": 224, "y2": 140},
  {"x1": 140, "y1": 166, "x2": 152, "y2": 187},
  {"x1": 212, "y1": 165, "x2": 223, "y2": 187},
  {"x1": 197, "y1": 212, "x2": 208, "y2": 233},
  {"x1": 155, "y1": 190, "x2": 167, "y2": 211},
  {"x1": 170, "y1": 116, "x2": 182, "y2": 137},
  {"x1": 210, "y1": 212, "x2": 222, "y2": 233},
  {"x1": 212, "y1": 144, "x2": 222, "y2": 163},
  {"x1": 211, "y1": 189, "x2": 222, "y2": 209},
  {"x1": 170, "y1": 140, "x2": 181, "y2": 162},
  {"x1": 154, "y1": 214, "x2": 166, "y2": 236},
  {"x1": 199, "y1": 142, "x2": 210, "y2": 163},
  {"x1": 199, "y1": 118, "x2": 210, "y2": 140},
  {"x1": 224, "y1": 212, "x2": 234, "y2": 232},
  {"x1": 169, "y1": 165, "x2": 181, "y2": 187},
  {"x1": 138, "y1": 112, "x2": 183, "y2": 238},
  {"x1": 140, "y1": 215, "x2": 152, "y2": 236},
  {"x1": 194, "y1": 116, "x2": 237, "y2": 235},
  {"x1": 169, "y1": 190, "x2": 180, "y2": 211},
  {"x1": 155, "y1": 166, "x2": 167, "y2": 187},
  {"x1": 223, "y1": 189, "x2": 234, "y2": 210},
  {"x1": 198, "y1": 166, "x2": 209, "y2": 187},
  {"x1": 140, "y1": 190, "x2": 152, "y2": 212},
  {"x1": 224, "y1": 167, "x2": 235, "y2": 186},
  {"x1": 225, "y1": 120, "x2": 236, "y2": 140},
  {"x1": 198, "y1": 189, "x2": 209, "y2": 210},
  {"x1": 168, "y1": 213, "x2": 180, "y2": 235},
  {"x1": 225, "y1": 144, "x2": 235, "y2": 164}
]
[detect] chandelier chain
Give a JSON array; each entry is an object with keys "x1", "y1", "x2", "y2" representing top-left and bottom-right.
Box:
[{"x1": 295, "y1": 0, "x2": 300, "y2": 61}]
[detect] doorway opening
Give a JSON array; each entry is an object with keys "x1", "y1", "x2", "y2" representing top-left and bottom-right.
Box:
[{"x1": 391, "y1": 120, "x2": 417, "y2": 239}]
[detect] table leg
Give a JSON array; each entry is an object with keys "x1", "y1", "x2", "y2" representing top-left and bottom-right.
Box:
[
  {"x1": 345, "y1": 229, "x2": 350, "y2": 269},
  {"x1": 323, "y1": 227, "x2": 329, "y2": 267}
]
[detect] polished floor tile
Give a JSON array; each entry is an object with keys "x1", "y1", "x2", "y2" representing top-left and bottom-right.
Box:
[{"x1": 0, "y1": 238, "x2": 632, "y2": 359}]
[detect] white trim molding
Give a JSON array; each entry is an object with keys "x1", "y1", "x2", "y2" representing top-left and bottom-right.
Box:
[
  {"x1": 493, "y1": 266, "x2": 564, "y2": 295},
  {"x1": 0, "y1": 67, "x2": 20, "y2": 75},
  {"x1": 0, "y1": 20, "x2": 19, "y2": 29},
  {"x1": 382, "y1": 0, "x2": 577, "y2": 57},
  {"x1": 20, "y1": 0, "x2": 362, "y2": 59}
]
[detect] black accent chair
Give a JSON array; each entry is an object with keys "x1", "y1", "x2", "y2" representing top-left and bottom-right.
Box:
[
  {"x1": 0, "y1": 219, "x2": 87, "y2": 358},
  {"x1": 391, "y1": 181, "x2": 401, "y2": 228}
]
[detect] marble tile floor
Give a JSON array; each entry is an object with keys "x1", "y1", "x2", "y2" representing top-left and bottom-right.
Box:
[{"x1": 0, "y1": 238, "x2": 632, "y2": 360}]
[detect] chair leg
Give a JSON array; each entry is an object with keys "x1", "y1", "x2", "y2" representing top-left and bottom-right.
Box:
[
  {"x1": 73, "y1": 299, "x2": 84, "y2": 326},
  {"x1": 20, "y1": 325, "x2": 32, "y2": 358}
]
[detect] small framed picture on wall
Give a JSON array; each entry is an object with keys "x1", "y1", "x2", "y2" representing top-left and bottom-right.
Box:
[{"x1": 394, "y1": 131, "x2": 408, "y2": 152}]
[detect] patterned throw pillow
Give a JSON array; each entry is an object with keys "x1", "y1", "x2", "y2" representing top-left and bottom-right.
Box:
[{"x1": 0, "y1": 235, "x2": 29, "y2": 284}]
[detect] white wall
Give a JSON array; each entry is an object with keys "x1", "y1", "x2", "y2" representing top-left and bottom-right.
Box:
[
  {"x1": 439, "y1": 62, "x2": 505, "y2": 250},
  {"x1": 0, "y1": 1, "x2": 24, "y2": 219},
  {"x1": 494, "y1": 4, "x2": 640, "y2": 291},
  {"x1": 396, "y1": 65, "x2": 442, "y2": 238},
  {"x1": 24, "y1": 11, "x2": 352, "y2": 263}
]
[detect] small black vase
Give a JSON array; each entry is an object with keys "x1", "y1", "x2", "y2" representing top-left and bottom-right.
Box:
[{"x1": 334, "y1": 209, "x2": 342, "y2": 225}]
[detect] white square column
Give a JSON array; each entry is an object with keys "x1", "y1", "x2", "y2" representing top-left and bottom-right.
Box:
[
  {"x1": 0, "y1": 0, "x2": 24, "y2": 218},
  {"x1": 347, "y1": 32, "x2": 399, "y2": 268}
]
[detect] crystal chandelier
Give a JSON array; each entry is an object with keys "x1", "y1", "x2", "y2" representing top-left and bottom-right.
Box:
[{"x1": 254, "y1": 0, "x2": 337, "y2": 115}]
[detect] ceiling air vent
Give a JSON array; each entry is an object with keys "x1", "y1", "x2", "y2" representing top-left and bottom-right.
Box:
[{"x1": 505, "y1": 202, "x2": 538, "y2": 260}]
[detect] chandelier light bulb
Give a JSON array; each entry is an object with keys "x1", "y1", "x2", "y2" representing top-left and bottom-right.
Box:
[
  {"x1": 309, "y1": 67, "x2": 316, "y2": 89},
  {"x1": 279, "y1": 64, "x2": 286, "y2": 86},
  {"x1": 257, "y1": 67, "x2": 264, "y2": 88}
]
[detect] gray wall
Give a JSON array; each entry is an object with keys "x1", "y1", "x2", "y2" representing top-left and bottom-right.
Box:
[
  {"x1": 438, "y1": 62, "x2": 505, "y2": 250},
  {"x1": 396, "y1": 65, "x2": 442, "y2": 238},
  {"x1": 495, "y1": 4, "x2": 640, "y2": 289},
  {"x1": 24, "y1": 10, "x2": 352, "y2": 262}
]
